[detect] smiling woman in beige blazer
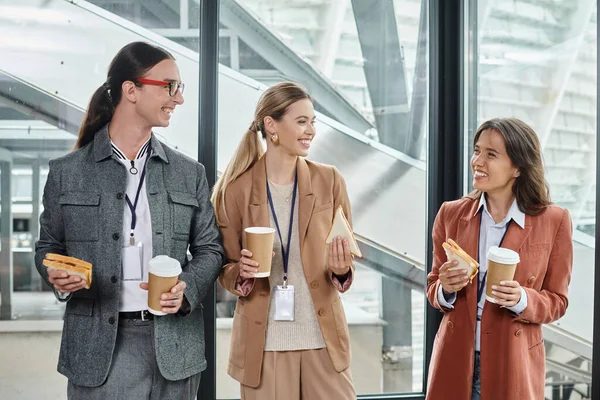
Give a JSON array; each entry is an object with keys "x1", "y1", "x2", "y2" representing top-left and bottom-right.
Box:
[{"x1": 212, "y1": 82, "x2": 356, "y2": 400}]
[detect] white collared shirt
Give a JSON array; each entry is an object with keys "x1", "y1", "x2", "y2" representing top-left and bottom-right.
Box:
[
  {"x1": 438, "y1": 195, "x2": 528, "y2": 351},
  {"x1": 112, "y1": 140, "x2": 154, "y2": 312}
]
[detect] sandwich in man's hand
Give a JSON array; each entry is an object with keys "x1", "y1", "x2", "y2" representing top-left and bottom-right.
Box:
[
  {"x1": 442, "y1": 239, "x2": 479, "y2": 285},
  {"x1": 43, "y1": 253, "x2": 93, "y2": 289},
  {"x1": 326, "y1": 206, "x2": 362, "y2": 258}
]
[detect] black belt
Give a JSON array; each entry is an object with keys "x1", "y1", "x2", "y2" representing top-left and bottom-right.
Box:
[{"x1": 119, "y1": 310, "x2": 153, "y2": 321}]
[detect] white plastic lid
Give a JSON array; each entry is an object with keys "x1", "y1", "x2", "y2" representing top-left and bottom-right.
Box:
[
  {"x1": 245, "y1": 227, "x2": 276, "y2": 234},
  {"x1": 148, "y1": 255, "x2": 182, "y2": 277},
  {"x1": 487, "y1": 246, "x2": 520, "y2": 265}
]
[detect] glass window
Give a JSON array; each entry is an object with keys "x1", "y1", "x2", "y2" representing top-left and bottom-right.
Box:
[
  {"x1": 470, "y1": 1, "x2": 596, "y2": 396},
  {"x1": 0, "y1": 0, "x2": 200, "y2": 321},
  {"x1": 217, "y1": 0, "x2": 429, "y2": 397},
  {"x1": 1, "y1": 0, "x2": 203, "y2": 397}
]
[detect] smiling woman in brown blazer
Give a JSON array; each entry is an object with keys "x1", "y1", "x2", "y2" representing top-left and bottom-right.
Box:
[
  {"x1": 426, "y1": 118, "x2": 573, "y2": 400},
  {"x1": 212, "y1": 82, "x2": 356, "y2": 400}
]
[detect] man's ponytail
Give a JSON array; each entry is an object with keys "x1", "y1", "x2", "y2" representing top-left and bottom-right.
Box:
[{"x1": 75, "y1": 83, "x2": 115, "y2": 149}]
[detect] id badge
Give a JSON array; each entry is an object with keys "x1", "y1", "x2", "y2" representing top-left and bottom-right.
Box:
[
  {"x1": 121, "y1": 242, "x2": 144, "y2": 281},
  {"x1": 274, "y1": 285, "x2": 295, "y2": 321}
]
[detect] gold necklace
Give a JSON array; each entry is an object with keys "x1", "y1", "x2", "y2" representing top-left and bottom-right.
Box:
[{"x1": 268, "y1": 181, "x2": 294, "y2": 202}]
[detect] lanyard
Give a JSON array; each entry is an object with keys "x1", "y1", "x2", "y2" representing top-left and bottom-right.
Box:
[
  {"x1": 477, "y1": 216, "x2": 512, "y2": 304},
  {"x1": 125, "y1": 149, "x2": 152, "y2": 245},
  {"x1": 266, "y1": 172, "x2": 298, "y2": 287}
]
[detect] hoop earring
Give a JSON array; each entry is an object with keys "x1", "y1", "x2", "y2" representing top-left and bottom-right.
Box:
[{"x1": 270, "y1": 134, "x2": 279, "y2": 145}]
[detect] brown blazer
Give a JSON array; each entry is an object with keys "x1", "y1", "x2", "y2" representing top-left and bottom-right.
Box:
[
  {"x1": 217, "y1": 156, "x2": 354, "y2": 387},
  {"x1": 426, "y1": 197, "x2": 573, "y2": 400}
]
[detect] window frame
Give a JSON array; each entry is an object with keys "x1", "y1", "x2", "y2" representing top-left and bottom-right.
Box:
[{"x1": 197, "y1": 0, "x2": 600, "y2": 398}]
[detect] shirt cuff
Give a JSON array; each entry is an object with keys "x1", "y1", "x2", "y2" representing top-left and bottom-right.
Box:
[
  {"x1": 332, "y1": 268, "x2": 353, "y2": 293},
  {"x1": 504, "y1": 287, "x2": 528, "y2": 315},
  {"x1": 234, "y1": 275, "x2": 255, "y2": 297},
  {"x1": 177, "y1": 295, "x2": 192, "y2": 316},
  {"x1": 54, "y1": 289, "x2": 71, "y2": 302},
  {"x1": 437, "y1": 284, "x2": 456, "y2": 309}
]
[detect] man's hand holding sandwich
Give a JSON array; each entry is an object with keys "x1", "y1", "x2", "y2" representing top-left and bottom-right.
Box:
[{"x1": 48, "y1": 269, "x2": 88, "y2": 294}]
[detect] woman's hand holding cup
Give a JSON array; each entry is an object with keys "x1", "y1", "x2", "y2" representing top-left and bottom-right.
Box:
[
  {"x1": 490, "y1": 280, "x2": 522, "y2": 307},
  {"x1": 239, "y1": 249, "x2": 259, "y2": 280},
  {"x1": 439, "y1": 260, "x2": 470, "y2": 294}
]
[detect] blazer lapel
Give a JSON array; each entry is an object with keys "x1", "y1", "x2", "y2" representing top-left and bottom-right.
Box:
[
  {"x1": 498, "y1": 217, "x2": 531, "y2": 255},
  {"x1": 296, "y1": 158, "x2": 315, "y2": 251},
  {"x1": 249, "y1": 157, "x2": 270, "y2": 229},
  {"x1": 456, "y1": 201, "x2": 482, "y2": 329},
  {"x1": 249, "y1": 157, "x2": 314, "y2": 250},
  {"x1": 146, "y1": 159, "x2": 165, "y2": 257}
]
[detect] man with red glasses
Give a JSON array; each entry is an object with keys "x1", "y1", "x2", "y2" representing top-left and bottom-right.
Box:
[{"x1": 35, "y1": 41, "x2": 223, "y2": 399}]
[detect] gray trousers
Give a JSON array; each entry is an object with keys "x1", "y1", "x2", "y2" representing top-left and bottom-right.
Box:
[
  {"x1": 67, "y1": 318, "x2": 201, "y2": 400},
  {"x1": 471, "y1": 351, "x2": 481, "y2": 400}
]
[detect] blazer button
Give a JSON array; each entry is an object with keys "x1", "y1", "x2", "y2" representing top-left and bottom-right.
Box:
[
  {"x1": 448, "y1": 321, "x2": 454, "y2": 328},
  {"x1": 111, "y1": 276, "x2": 118, "y2": 284},
  {"x1": 116, "y1": 192, "x2": 124, "y2": 200},
  {"x1": 515, "y1": 329, "x2": 523, "y2": 337},
  {"x1": 527, "y1": 276, "x2": 536, "y2": 284},
  {"x1": 318, "y1": 309, "x2": 326, "y2": 317},
  {"x1": 108, "y1": 317, "x2": 116, "y2": 325},
  {"x1": 310, "y1": 281, "x2": 319, "y2": 289},
  {"x1": 112, "y1": 233, "x2": 120, "y2": 241}
]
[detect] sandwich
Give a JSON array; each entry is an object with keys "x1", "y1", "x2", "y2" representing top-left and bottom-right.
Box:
[
  {"x1": 326, "y1": 206, "x2": 362, "y2": 258},
  {"x1": 442, "y1": 239, "x2": 479, "y2": 284},
  {"x1": 43, "y1": 253, "x2": 92, "y2": 289}
]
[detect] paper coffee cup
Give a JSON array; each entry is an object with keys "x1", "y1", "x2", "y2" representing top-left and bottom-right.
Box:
[
  {"x1": 147, "y1": 255, "x2": 182, "y2": 315},
  {"x1": 245, "y1": 227, "x2": 275, "y2": 278},
  {"x1": 485, "y1": 246, "x2": 520, "y2": 303}
]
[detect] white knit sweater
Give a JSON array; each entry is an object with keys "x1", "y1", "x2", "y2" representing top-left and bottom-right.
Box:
[{"x1": 263, "y1": 180, "x2": 326, "y2": 351}]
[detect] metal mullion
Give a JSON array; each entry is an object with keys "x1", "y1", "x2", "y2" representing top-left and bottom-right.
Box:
[
  {"x1": 197, "y1": 0, "x2": 220, "y2": 399},
  {"x1": 591, "y1": 0, "x2": 600, "y2": 396},
  {"x1": 424, "y1": 0, "x2": 465, "y2": 393}
]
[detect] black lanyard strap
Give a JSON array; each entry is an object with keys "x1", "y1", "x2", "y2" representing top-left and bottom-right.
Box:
[
  {"x1": 477, "y1": 218, "x2": 512, "y2": 304},
  {"x1": 266, "y1": 172, "x2": 298, "y2": 285},
  {"x1": 125, "y1": 148, "x2": 152, "y2": 244}
]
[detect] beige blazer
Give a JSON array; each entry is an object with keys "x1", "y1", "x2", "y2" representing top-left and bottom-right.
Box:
[{"x1": 217, "y1": 156, "x2": 354, "y2": 387}]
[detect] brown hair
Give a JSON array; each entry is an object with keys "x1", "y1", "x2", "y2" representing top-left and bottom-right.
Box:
[
  {"x1": 211, "y1": 82, "x2": 312, "y2": 225},
  {"x1": 465, "y1": 118, "x2": 551, "y2": 215},
  {"x1": 75, "y1": 42, "x2": 174, "y2": 149}
]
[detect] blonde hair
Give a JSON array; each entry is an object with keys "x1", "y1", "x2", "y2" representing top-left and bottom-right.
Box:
[{"x1": 211, "y1": 82, "x2": 312, "y2": 225}]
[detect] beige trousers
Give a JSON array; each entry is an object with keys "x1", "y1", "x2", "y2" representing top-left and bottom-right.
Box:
[{"x1": 241, "y1": 348, "x2": 355, "y2": 400}]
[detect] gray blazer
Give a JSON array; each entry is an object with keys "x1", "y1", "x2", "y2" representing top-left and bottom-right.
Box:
[{"x1": 34, "y1": 126, "x2": 224, "y2": 387}]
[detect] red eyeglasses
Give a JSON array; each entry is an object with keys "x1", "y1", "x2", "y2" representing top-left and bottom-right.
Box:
[{"x1": 136, "y1": 78, "x2": 185, "y2": 97}]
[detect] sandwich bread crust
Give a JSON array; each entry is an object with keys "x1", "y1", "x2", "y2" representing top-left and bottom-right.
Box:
[{"x1": 43, "y1": 253, "x2": 92, "y2": 289}]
